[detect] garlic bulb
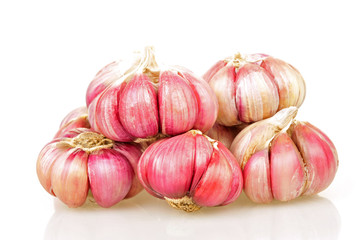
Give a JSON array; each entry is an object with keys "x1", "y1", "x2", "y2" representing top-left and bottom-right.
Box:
[
  {"x1": 230, "y1": 107, "x2": 338, "y2": 203},
  {"x1": 137, "y1": 130, "x2": 243, "y2": 212},
  {"x1": 54, "y1": 107, "x2": 90, "y2": 138},
  {"x1": 203, "y1": 53, "x2": 306, "y2": 125},
  {"x1": 37, "y1": 128, "x2": 143, "y2": 208},
  {"x1": 86, "y1": 47, "x2": 218, "y2": 142}
]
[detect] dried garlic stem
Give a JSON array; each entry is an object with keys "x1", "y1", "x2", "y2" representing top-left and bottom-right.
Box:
[
  {"x1": 59, "y1": 132, "x2": 114, "y2": 153},
  {"x1": 164, "y1": 196, "x2": 201, "y2": 212}
]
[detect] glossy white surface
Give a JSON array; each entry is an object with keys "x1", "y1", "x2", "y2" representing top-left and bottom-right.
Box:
[
  {"x1": 1, "y1": 0, "x2": 360, "y2": 239},
  {"x1": 44, "y1": 193, "x2": 341, "y2": 240}
]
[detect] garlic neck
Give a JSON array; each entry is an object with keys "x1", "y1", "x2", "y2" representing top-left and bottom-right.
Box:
[
  {"x1": 272, "y1": 106, "x2": 298, "y2": 130},
  {"x1": 141, "y1": 46, "x2": 160, "y2": 84},
  {"x1": 232, "y1": 52, "x2": 246, "y2": 68}
]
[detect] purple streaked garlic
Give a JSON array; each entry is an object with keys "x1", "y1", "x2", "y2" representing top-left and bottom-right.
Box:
[
  {"x1": 203, "y1": 53, "x2": 306, "y2": 125},
  {"x1": 54, "y1": 107, "x2": 90, "y2": 138},
  {"x1": 37, "y1": 128, "x2": 143, "y2": 208},
  {"x1": 86, "y1": 47, "x2": 218, "y2": 142},
  {"x1": 137, "y1": 130, "x2": 243, "y2": 212},
  {"x1": 230, "y1": 107, "x2": 338, "y2": 203}
]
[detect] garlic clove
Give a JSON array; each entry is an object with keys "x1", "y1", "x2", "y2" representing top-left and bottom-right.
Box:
[
  {"x1": 54, "y1": 118, "x2": 90, "y2": 139},
  {"x1": 189, "y1": 133, "x2": 213, "y2": 192},
  {"x1": 203, "y1": 60, "x2": 228, "y2": 83},
  {"x1": 291, "y1": 121, "x2": 338, "y2": 196},
  {"x1": 235, "y1": 63, "x2": 280, "y2": 122},
  {"x1": 88, "y1": 84, "x2": 133, "y2": 142},
  {"x1": 51, "y1": 149, "x2": 89, "y2": 208},
  {"x1": 192, "y1": 145, "x2": 233, "y2": 207},
  {"x1": 137, "y1": 138, "x2": 167, "y2": 198},
  {"x1": 158, "y1": 71, "x2": 198, "y2": 135},
  {"x1": 261, "y1": 57, "x2": 306, "y2": 110},
  {"x1": 86, "y1": 55, "x2": 142, "y2": 106},
  {"x1": 145, "y1": 133, "x2": 195, "y2": 198},
  {"x1": 54, "y1": 107, "x2": 90, "y2": 139},
  {"x1": 36, "y1": 141, "x2": 65, "y2": 195},
  {"x1": 119, "y1": 74, "x2": 159, "y2": 138},
  {"x1": 230, "y1": 123, "x2": 277, "y2": 169},
  {"x1": 88, "y1": 149, "x2": 133, "y2": 208},
  {"x1": 217, "y1": 143, "x2": 243, "y2": 205},
  {"x1": 113, "y1": 143, "x2": 143, "y2": 199},
  {"x1": 243, "y1": 149, "x2": 273, "y2": 203},
  {"x1": 181, "y1": 71, "x2": 219, "y2": 133},
  {"x1": 270, "y1": 133, "x2": 306, "y2": 201},
  {"x1": 208, "y1": 65, "x2": 240, "y2": 126},
  {"x1": 230, "y1": 107, "x2": 298, "y2": 168},
  {"x1": 86, "y1": 61, "x2": 124, "y2": 106},
  {"x1": 59, "y1": 106, "x2": 88, "y2": 129}
]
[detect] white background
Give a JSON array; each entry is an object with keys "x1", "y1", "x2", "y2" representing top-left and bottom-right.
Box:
[{"x1": 1, "y1": 0, "x2": 360, "y2": 239}]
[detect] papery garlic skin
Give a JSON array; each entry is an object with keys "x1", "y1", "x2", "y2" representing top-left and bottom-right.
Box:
[
  {"x1": 230, "y1": 107, "x2": 338, "y2": 203},
  {"x1": 54, "y1": 107, "x2": 90, "y2": 139},
  {"x1": 86, "y1": 47, "x2": 218, "y2": 142},
  {"x1": 37, "y1": 128, "x2": 143, "y2": 208},
  {"x1": 204, "y1": 53, "x2": 306, "y2": 125},
  {"x1": 137, "y1": 130, "x2": 243, "y2": 212}
]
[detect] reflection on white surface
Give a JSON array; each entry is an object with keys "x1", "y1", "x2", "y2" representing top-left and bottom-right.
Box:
[{"x1": 44, "y1": 192, "x2": 340, "y2": 240}]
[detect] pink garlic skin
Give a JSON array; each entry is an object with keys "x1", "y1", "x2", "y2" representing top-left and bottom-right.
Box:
[
  {"x1": 180, "y1": 71, "x2": 218, "y2": 133},
  {"x1": 113, "y1": 143, "x2": 144, "y2": 199},
  {"x1": 203, "y1": 60, "x2": 227, "y2": 83},
  {"x1": 230, "y1": 107, "x2": 338, "y2": 203},
  {"x1": 37, "y1": 128, "x2": 143, "y2": 208},
  {"x1": 86, "y1": 47, "x2": 218, "y2": 142},
  {"x1": 243, "y1": 149, "x2": 273, "y2": 203},
  {"x1": 119, "y1": 74, "x2": 159, "y2": 138},
  {"x1": 270, "y1": 133, "x2": 305, "y2": 201},
  {"x1": 261, "y1": 58, "x2": 306, "y2": 110},
  {"x1": 291, "y1": 122, "x2": 338, "y2": 196},
  {"x1": 235, "y1": 64, "x2": 279, "y2": 122},
  {"x1": 86, "y1": 61, "x2": 120, "y2": 107},
  {"x1": 137, "y1": 130, "x2": 243, "y2": 208},
  {"x1": 208, "y1": 65, "x2": 240, "y2": 126},
  {"x1": 158, "y1": 71, "x2": 198, "y2": 135},
  {"x1": 89, "y1": 83, "x2": 134, "y2": 142},
  {"x1": 51, "y1": 149, "x2": 89, "y2": 207},
  {"x1": 205, "y1": 123, "x2": 240, "y2": 149},
  {"x1": 54, "y1": 106, "x2": 90, "y2": 139},
  {"x1": 86, "y1": 57, "x2": 142, "y2": 106},
  {"x1": 88, "y1": 148, "x2": 133, "y2": 208},
  {"x1": 37, "y1": 140, "x2": 66, "y2": 196},
  {"x1": 204, "y1": 54, "x2": 306, "y2": 125}
]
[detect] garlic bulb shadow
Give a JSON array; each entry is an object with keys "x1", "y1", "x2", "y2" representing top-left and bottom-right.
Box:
[{"x1": 44, "y1": 192, "x2": 340, "y2": 240}]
